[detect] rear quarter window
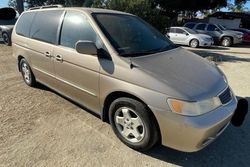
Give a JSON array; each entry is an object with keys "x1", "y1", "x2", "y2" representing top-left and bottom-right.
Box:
[
  {"x1": 16, "y1": 12, "x2": 35, "y2": 37},
  {"x1": 30, "y1": 10, "x2": 63, "y2": 44}
]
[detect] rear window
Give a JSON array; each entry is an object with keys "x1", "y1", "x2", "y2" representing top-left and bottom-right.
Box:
[
  {"x1": 16, "y1": 12, "x2": 35, "y2": 37},
  {"x1": 30, "y1": 10, "x2": 63, "y2": 44}
]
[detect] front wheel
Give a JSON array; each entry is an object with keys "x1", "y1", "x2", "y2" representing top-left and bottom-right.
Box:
[
  {"x1": 109, "y1": 97, "x2": 159, "y2": 151},
  {"x1": 190, "y1": 39, "x2": 199, "y2": 48},
  {"x1": 221, "y1": 37, "x2": 232, "y2": 47},
  {"x1": 2, "y1": 32, "x2": 11, "y2": 46}
]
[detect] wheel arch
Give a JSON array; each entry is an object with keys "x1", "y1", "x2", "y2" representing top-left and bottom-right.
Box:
[
  {"x1": 189, "y1": 38, "x2": 199, "y2": 45},
  {"x1": 17, "y1": 55, "x2": 25, "y2": 72},
  {"x1": 102, "y1": 91, "x2": 162, "y2": 142}
]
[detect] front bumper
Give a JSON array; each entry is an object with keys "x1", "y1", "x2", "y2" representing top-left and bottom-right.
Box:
[
  {"x1": 152, "y1": 96, "x2": 237, "y2": 152},
  {"x1": 200, "y1": 40, "x2": 214, "y2": 47},
  {"x1": 233, "y1": 37, "x2": 243, "y2": 44}
]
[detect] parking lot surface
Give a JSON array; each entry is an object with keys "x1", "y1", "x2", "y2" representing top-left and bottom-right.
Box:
[{"x1": 0, "y1": 43, "x2": 249, "y2": 167}]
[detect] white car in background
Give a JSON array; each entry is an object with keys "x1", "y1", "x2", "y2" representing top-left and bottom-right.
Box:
[{"x1": 167, "y1": 27, "x2": 214, "y2": 48}]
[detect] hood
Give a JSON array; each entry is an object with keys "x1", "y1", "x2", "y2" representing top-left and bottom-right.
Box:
[{"x1": 130, "y1": 47, "x2": 227, "y2": 101}]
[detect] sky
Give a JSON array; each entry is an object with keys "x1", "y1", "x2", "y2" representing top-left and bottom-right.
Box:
[{"x1": 0, "y1": 0, "x2": 250, "y2": 10}]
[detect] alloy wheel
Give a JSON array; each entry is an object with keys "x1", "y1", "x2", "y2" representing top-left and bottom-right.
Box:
[
  {"x1": 114, "y1": 107, "x2": 145, "y2": 143},
  {"x1": 21, "y1": 62, "x2": 31, "y2": 84}
]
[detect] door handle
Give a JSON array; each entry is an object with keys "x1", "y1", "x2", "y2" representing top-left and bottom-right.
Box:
[
  {"x1": 55, "y1": 55, "x2": 63, "y2": 62},
  {"x1": 45, "y1": 52, "x2": 52, "y2": 58}
]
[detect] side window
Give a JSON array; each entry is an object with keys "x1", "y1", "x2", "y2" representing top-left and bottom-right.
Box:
[
  {"x1": 175, "y1": 28, "x2": 185, "y2": 34},
  {"x1": 60, "y1": 11, "x2": 100, "y2": 49},
  {"x1": 30, "y1": 10, "x2": 63, "y2": 44},
  {"x1": 207, "y1": 24, "x2": 217, "y2": 31},
  {"x1": 196, "y1": 24, "x2": 206, "y2": 30},
  {"x1": 169, "y1": 28, "x2": 175, "y2": 33},
  {"x1": 185, "y1": 23, "x2": 195, "y2": 29},
  {"x1": 16, "y1": 12, "x2": 35, "y2": 37}
]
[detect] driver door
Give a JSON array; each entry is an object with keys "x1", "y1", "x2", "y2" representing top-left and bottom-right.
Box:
[{"x1": 53, "y1": 11, "x2": 101, "y2": 112}]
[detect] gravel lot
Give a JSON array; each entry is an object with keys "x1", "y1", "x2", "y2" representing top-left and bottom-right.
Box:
[{"x1": 0, "y1": 43, "x2": 249, "y2": 167}]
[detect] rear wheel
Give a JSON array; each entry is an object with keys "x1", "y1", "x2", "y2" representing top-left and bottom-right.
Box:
[
  {"x1": 221, "y1": 37, "x2": 232, "y2": 47},
  {"x1": 190, "y1": 39, "x2": 199, "y2": 48},
  {"x1": 2, "y1": 32, "x2": 11, "y2": 46},
  {"x1": 109, "y1": 97, "x2": 159, "y2": 151},
  {"x1": 20, "y1": 58, "x2": 36, "y2": 87}
]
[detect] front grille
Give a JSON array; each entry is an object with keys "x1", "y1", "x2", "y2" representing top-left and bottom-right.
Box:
[{"x1": 219, "y1": 87, "x2": 232, "y2": 104}]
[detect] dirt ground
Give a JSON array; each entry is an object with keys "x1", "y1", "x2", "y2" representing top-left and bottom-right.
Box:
[{"x1": 0, "y1": 42, "x2": 249, "y2": 167}]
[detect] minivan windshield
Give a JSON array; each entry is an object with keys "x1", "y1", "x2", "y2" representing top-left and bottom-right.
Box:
[{"x1": 93, "y1": 13, "x2": 176, "y2": 57}]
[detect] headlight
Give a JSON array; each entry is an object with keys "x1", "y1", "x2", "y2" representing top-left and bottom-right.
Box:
[
  {"x1": 236, "y1": 34, "x2": 243, "y2": 38},
  {"x1": 203, "y1": 37, "x2": 211, "y2": 41},
  {"x1": 167, "y1": 97, "x2": 222, "y2": 116}
]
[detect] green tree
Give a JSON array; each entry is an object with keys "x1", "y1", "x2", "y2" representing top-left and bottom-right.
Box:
[
  {"x1": 228, "y1": 1, "x2": 248, "y2": 12},
  {"x1": 92, "y1": 0, "x2": 171, "y2": 32},
  {"x1": 8, "y1": 0, "x2": 93, "y2": 12}
]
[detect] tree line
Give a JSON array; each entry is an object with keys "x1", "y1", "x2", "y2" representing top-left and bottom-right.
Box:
[{"x1": 9, "y1": 0, "x2": 249, "y2": 32}]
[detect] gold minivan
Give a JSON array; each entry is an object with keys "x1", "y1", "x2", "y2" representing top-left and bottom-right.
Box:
[{"x1": 12, "y1": 6, "x2": 242, "y2": 152}]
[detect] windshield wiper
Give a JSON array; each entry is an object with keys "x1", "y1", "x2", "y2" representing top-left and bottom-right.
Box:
[
  {"x1": 119, "y1": 45, "x2": 177, "y2": 57},
  {"x1": 120, "y1": 51, "x2": 157, "y2": 57}
]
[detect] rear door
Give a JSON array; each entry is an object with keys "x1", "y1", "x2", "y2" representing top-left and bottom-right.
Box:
[
  {"x1": 53, "y1": 11, "x2": 102, "y2": 112},
  {"x1": 168, "y1": 28, "x2": 177, "y2": 42},
  {"x1": 28, "y1": 10, "x2": 64, "y2": 87}
]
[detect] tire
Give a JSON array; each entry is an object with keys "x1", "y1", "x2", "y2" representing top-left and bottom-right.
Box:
[
  {"x1": 20, "y1": 58, "x2": 36, "y2": 87},
  {"x1": 221, "y1": 37, "x2": 232, "y2": 47},
  {"x1": 2, "y1": 32, "x2": 11, "y2": 46},
  {"x1": 190, "y1": 39, "x2": 199, "y2": 48},
  {"x1": 109, "y1": 97, "x2": 159, "y2": 151}
]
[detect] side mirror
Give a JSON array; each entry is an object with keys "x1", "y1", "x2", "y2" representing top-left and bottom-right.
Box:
[
  {"x1": 215, "y1": 28, "x2": 220, "y2": 31},
  {"x1": 185, "y1": 33, "x2": 189, "y2": 36},
  {"x1": 75, "y1": 41, "x2": 97, "y2": 55}
]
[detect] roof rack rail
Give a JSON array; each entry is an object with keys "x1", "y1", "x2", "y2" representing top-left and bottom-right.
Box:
[{"x1": 29, "y1": 4, "x2": 63, "y2": 10}]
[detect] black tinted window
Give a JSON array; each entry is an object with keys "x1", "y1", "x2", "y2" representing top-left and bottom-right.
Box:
[
  {"x1": 185, "y1": 23, "x2": 195, "y2": 29},
  {"x1": 60, "y1": 11, "x2": 99, "y2": 49},
  {"x1": 175, "y1": 28, "x2": 185, "y2": 34},
  {"x1": 207, "y1": 24, "x2": 217, "y2": 31},
  {"x1": 16, "y1": 12, "x2": 35, "y2": 37},
  {"x1": 169, "y1": 28, "x2": 175, "y2": 33},
  {"x1": 196, "y1": 24, "x2": 206, "y2": 30},
  {"x1": 30, "y1": 10, "x2": 63, "y2": 44},
  {"x1": 94, "y1": 14, "x2": 175, "y2": 57}
]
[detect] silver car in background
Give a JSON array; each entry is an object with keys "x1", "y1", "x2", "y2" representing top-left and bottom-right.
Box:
[
  {"x1": 167, "y1": 27, "x2": 214, "y2": 48},
  {"x1": 184, "y1": 22, "x2": 243, "y2": 47}
]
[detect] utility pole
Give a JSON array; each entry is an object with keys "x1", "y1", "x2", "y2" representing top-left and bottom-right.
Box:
[{"x1": 16, "y1": 0, "x2": 24, "y2": 14}]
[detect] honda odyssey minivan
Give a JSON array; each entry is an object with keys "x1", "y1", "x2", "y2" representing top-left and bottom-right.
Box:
[{"x1": 12, "y1": 6, "x2": 239, "y2": 152}]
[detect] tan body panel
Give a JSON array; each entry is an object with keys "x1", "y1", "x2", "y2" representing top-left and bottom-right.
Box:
[{"x1": 53, "y1": 45, "x2": 100, "y2": 112}]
